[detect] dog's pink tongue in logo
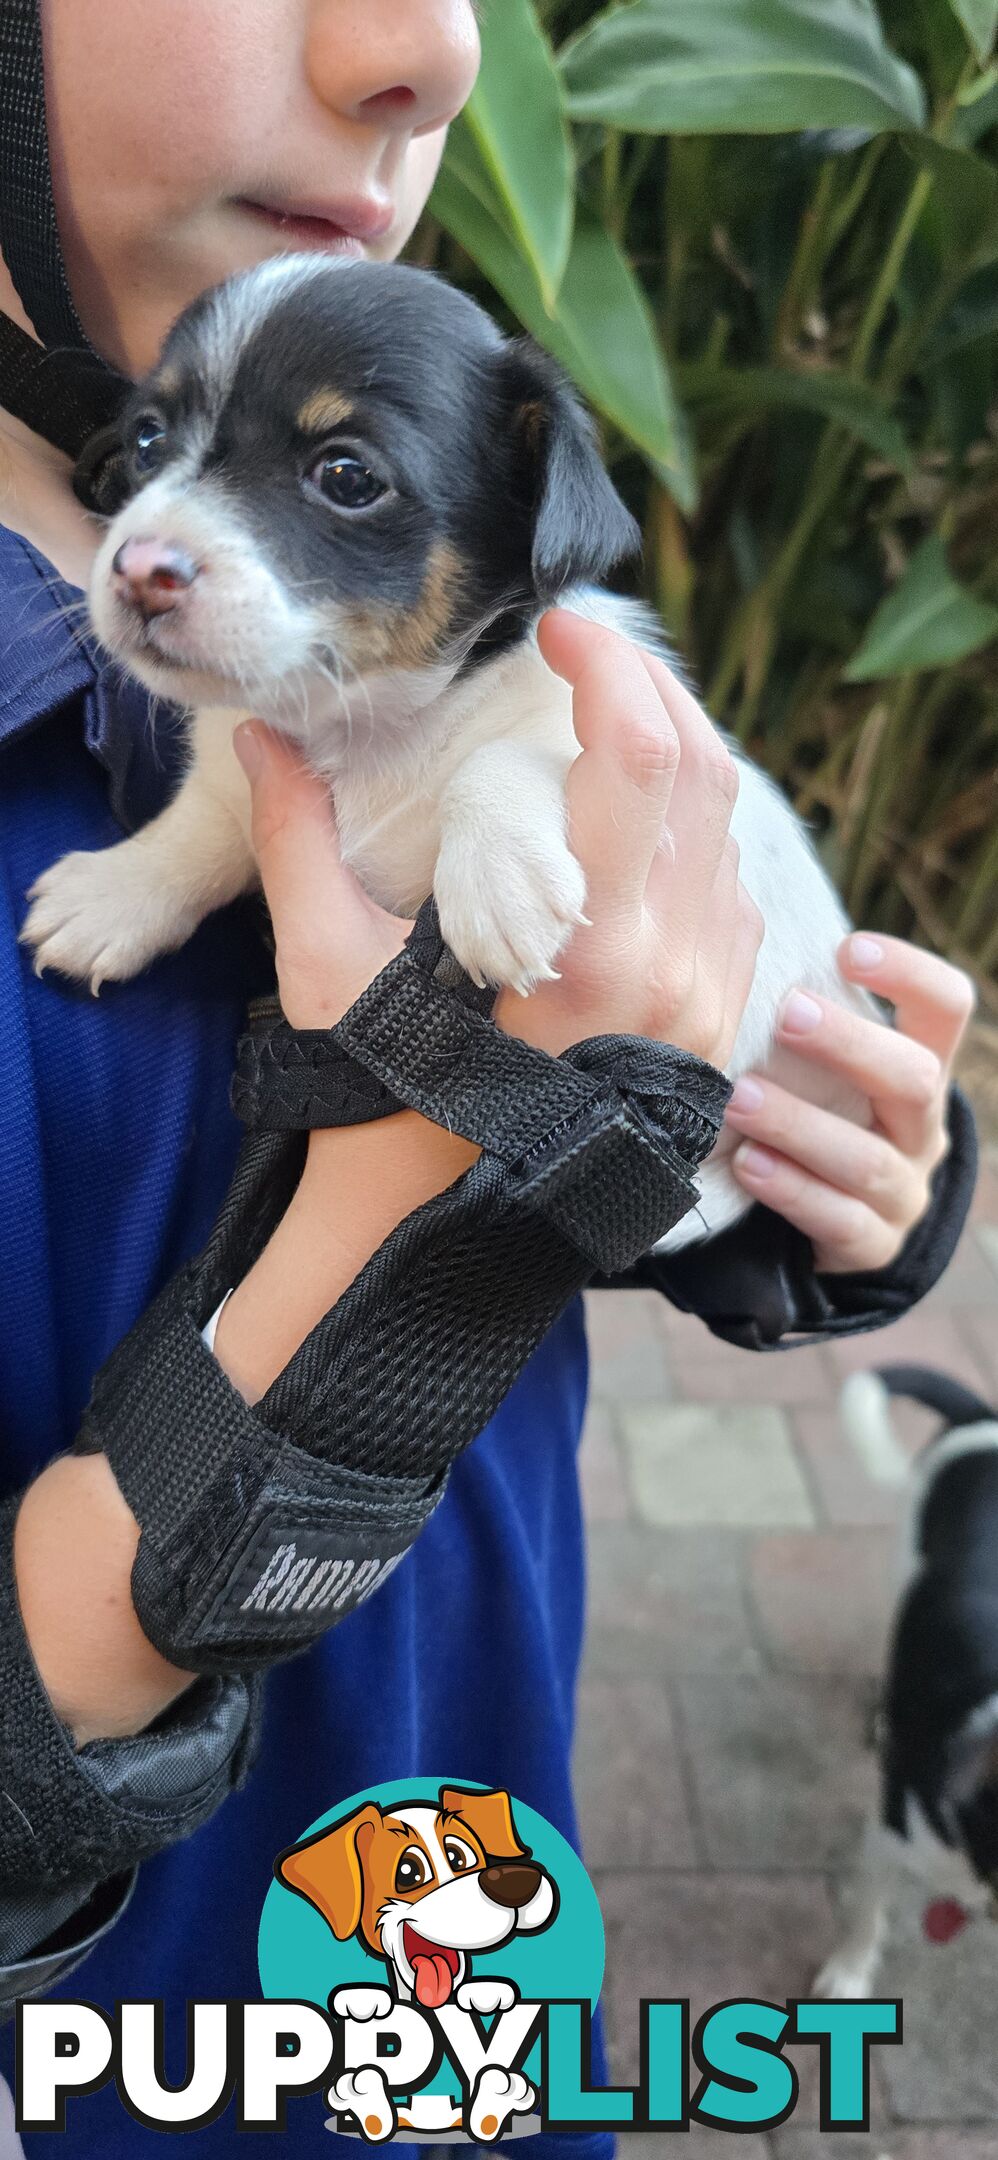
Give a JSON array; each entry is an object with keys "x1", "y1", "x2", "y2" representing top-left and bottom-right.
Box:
[{"x1": 404, "y1": 1925, "x2": 460, "y2": 2007}]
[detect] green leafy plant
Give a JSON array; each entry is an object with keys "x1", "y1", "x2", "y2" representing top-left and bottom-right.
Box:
[{"x1": 413, "y1": 0, "x2": 998, "y2": 1000}]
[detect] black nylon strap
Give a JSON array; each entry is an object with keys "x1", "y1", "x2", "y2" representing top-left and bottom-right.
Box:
[
  {"x1": 0, "y1": 1, "x2": 129, "y2": 474},
  {"x1": 0, "y1": 0, "x2": 82, "y2": 354},
  {"x1": 232, "y1": 906, "x2": 729, "y2": 1274},
  {"x1": 231, "y1": 998, "x2": 405, "y2": 1131},
  {"x1": 230, "y1": 903, "x2": 500, "y2": 1133},
  {"x1": 0, "y1": 313, "x2": 122, "y2": 461}
]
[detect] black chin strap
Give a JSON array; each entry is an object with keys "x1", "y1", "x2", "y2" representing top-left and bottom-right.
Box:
[
  {"x1": 0, "y1": 312, "x2": 123, "y2": 462},
  {"x1": 0, "y1": 0, "x2": 128, "y2": 487}
]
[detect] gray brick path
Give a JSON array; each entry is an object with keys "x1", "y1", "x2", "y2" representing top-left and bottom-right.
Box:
[{"x1": 574, "y1": 1147, "x2": 998, "y2": 2150}]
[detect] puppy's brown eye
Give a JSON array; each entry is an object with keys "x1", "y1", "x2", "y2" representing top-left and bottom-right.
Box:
[
  {"x1": 444, "y1": 1839, "x2": 475, "y2": 1873},
  {"x1": 308, "y1": 452, "x2": 385, "y2": 510},
  {"x1": 395, "y1": 1847, "x2": 430, "y2": 1893}
]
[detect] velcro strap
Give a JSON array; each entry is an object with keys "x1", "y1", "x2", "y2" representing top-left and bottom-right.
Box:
[
  {"x1": 76, "y1": 1264, "x2": 447, "y2": 1674},
  {"x1": 229, "y1": 902, "x2": 499, "y2": 1134},
  {"x1": 230, "y1": 998, "x2": 405, "y2": 1131},
  {"x1": 332, "y1": 968, "x2": 730, "y2": 1274}
]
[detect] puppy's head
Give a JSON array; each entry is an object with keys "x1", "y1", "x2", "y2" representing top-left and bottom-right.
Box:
[
  {"x1": 275, "y1": 1785, "x2": 556, "y2": 2006},
  {"x1": 87, "y1": 257, "x2": 638, "y2": 745}
]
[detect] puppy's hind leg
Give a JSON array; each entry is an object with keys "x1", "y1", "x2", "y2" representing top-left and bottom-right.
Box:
[
  {"x1": 20, "y1": 707, "x2": 258, "y2": 992},
  {"x1": 812, "y1": 1817, "x2": 894, "y2": 2000}
]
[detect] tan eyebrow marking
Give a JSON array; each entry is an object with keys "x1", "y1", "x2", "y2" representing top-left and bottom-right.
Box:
[{"x1": 297, "y1": 389, "x2": 355, "y2": 434}]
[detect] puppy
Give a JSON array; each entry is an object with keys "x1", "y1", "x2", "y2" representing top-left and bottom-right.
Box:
[
  {"x1": 21, "y1": 254, "x2": 876, "y2": 1250},
  {"x1": 814, "y1": 1364, "x2": 998, "y2": 2000}
]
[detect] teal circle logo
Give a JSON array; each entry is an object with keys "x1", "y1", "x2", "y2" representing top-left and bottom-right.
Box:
[{"x1": 258, "y1": 1779, "x2": 604, "y2": 2140}]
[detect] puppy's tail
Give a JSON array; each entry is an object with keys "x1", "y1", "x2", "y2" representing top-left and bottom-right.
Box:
[{"x1": 841, "y1": 1363, "x2": 996, "y2": 1477}]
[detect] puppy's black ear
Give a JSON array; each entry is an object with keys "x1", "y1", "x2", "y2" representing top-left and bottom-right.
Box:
[
  {"x1": 73, "y1": 423, "x2": 133, "y2": 518},
  {"x1": 500, "y1": 340, "x2": 640, "y2": 603}
]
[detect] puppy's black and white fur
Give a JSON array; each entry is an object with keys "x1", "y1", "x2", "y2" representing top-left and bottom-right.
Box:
[
  {"x1": 22, "y1": 255, "x2": 876, "y2": 1251},
  {"x1": 815, "y1": 1363, "x2": 998, "y2": 1999}
]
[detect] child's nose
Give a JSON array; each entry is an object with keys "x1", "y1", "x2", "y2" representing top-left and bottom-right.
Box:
[
  {"x1": 111, "y1": 538, "x2": 199, "y2": 621},
  {"x1": 307, "y1": 0, "x2": 480, "y2": 138}
]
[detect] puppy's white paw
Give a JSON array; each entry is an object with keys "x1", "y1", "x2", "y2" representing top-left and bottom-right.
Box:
[
  {"x1": 469, "y1": 2065, "x2": 535, "y2": 2144},
  {"x1": 434, "y1": 824, "x2": 587, "y2": 996},
  {"x1": 810, "y1": 1952, "x2": 881, "y2": 2001},
  {"x1": 328, "y1": 2066, "x2": 396, "y2": 2143},
  {"x1": 20, "y1": 846, "x2": 189, "y2": 993},
  {"x1": 330, "y1": 1985, "x2": 395, "y2": 2023},
  {"x1": 455, "y1": 1978, "x2": 519, "y2": 2017}
]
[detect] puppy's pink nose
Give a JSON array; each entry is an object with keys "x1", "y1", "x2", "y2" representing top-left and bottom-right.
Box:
[{"x1": 111, "y1": 537, "x2": 198, "y2": 619}]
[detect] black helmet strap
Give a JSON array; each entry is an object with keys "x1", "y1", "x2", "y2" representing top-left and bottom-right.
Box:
[{"x1": 0, "y1": 0, "x2": 127, "y2": 465}]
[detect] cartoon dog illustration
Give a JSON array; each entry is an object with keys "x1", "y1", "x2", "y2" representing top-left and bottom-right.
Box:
[{"x1": 275, "y1": 1785, "x2": 558, "y2": 2141}]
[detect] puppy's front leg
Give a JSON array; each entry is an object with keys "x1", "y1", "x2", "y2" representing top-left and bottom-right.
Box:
[
  {"x1": 812, "y1": 1817, "x2": 892, "y2": 2000},
  {"x1": 20, "y1": 708, "x2": 257, "y2": 993},
  {"x1": 433, "y1": 739, "x2": 586, "y2": 994}
]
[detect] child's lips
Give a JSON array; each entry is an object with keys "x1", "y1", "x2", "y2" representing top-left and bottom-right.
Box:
[{"x1": 236, "y1": 195, "x2": 394, "y2": 251}]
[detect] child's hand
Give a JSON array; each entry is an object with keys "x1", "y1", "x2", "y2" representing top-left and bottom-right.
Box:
[
  {"x1": 496, "y1": 609, "x2": 764, "y2": 1062},
  {"x1": 723, "y1": 936, "x2": 976, "y2": 1274},
  {"x1": 235, "y1": 610, "x2": 765, "y2": 1071},
  {"x1": 233, "y1": 720, "x2": 412, "y2": 1029}
]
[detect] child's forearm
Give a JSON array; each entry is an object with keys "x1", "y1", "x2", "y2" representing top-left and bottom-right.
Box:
[
  {"x1": 212, "y1": 1113, "x2": 479, "y2": 1402},
  {"x1": 13, "y1": 1112, "x2": 479, "y2": 1745}
]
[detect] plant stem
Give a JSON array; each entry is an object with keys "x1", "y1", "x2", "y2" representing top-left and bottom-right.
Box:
[
  {"x1": 849, "y1": 169, "x2": 934, "y2": 378},
  {"x1": 708, "y1": 162, "x2": 937, "y2": 729},
  {"x1": 602, "y1": 130, "x2": 622, "y2": 242},
  {"x1": 772, "y1": 159, "x2": 836, "y2": 354},
  {"x1": 844, "y1": 675, "x2": 921, "y2": 917}
]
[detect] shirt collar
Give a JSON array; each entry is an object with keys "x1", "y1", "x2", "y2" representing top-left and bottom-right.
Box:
[{"x1": 0, "y1": 522, "x2": 185, "y2": 828}]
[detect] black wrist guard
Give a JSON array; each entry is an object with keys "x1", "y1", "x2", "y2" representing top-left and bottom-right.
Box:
[{"x1": 76, "y1": 909, "x2": 730, "y2": 1675}]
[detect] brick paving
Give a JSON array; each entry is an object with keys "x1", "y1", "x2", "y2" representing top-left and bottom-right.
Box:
[{"x1": 573, "y1": 1144, "x2": 998, "y2": 2154}]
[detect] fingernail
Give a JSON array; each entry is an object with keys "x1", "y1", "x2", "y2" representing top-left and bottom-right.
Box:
[
  {"x1": 850, "y1": 934, "x2": 883, "y2": 973},
  {"x1": 728, "y1": 1077, "x2": 765, "y2": 1115},
  {"x1": 233, "y1": 723, "x2": 263, "y2": 781},
  {"x1": 735, "y1": 1142, "x2": 777, "y2": 1179},
  {"x1": 781, "y1": 990, "x2": 822, "y2": 1035}
]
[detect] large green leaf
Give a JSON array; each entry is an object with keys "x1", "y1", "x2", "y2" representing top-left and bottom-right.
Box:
[
  {"x1": 677, "y1": 362, "x2": 912, "y2": 467},
  {"x1": 947, "y1": 0, "x2": 998, "y2": 64},
  {"x1": 925, "y1": 264, "x2": 998, "y2": 362},
  {"x1": 903, "y1": 136, "x2": 998, "y2": 264},
  {"x1": 432, "y1": 127, "x2": 695, "y2": 508},
  {"x1": 464, "y1": 0, "x2": 574, "y2": 308},
  {"x1": 952, "y1": 66, "x2": 998, "y2": 148},
  {"x1": 845, "y1": 535, "x2": 998, "y2": 678},
  {"x1": 559, "y1": 0, "x2": 926, "y2": 136}
]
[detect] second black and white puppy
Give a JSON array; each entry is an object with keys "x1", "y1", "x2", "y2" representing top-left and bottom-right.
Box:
[
  {"x1": 814, "y1": 1363, "x2": 998, "y2": 1999},
  {"x1": 21, "y1": 255, "x2": 877, "y2": 1251}
]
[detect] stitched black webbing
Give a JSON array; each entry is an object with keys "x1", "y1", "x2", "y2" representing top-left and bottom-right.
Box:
[
  {"x1": 0, "y1": 0, "x2": 128, "y2": 463},
  {"x1": 0, "y1": 0, "x2": 82, "y2": 352}
]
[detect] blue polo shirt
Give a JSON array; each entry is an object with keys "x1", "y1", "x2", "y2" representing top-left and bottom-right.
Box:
[{"x1": 0, "y1": 523, "x2": 611, "y2": 2158}]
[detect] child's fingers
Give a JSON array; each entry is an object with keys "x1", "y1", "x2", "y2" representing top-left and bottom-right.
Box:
[
  {"x1": 637, "y1": 647, "x2": 741, "y2": 946},
  {"x1": 725, "y1": 1074, "x2": 929, "y2": 1228},
  {"x1": 729, "y1": 1145, "x2": 901, "y2": 1274},
  {"x1": 773, "y1": 988, "x2": 944, "y2": 1160},
  {"x1": 234, "y1": 721, "x2": 345, "y2": 922},
  {"x1": 537, "y1": 611, "x2": 679, "y2": 921},
  {"x1": 838, "y1": 933, "x2": 976, "y2": 1075}
]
